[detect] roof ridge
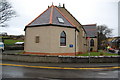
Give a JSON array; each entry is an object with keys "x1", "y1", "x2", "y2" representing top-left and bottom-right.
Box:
[
  {"x1": 26, "y1": 5, "x2": 53, "y2": 26},
  {"x1": 49, "y1": 5, "x2": 54, "y2": 24},
  {"x1": 83, "y1": 24, "x2": 96, "y2": 26},
  {"x1": 54, "y1": 6, "x2": 76, "y2": 27}
]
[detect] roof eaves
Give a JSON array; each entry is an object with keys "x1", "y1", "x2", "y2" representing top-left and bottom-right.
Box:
[{"x1": 24, "y1": 24, "x2": 79, "y2": 32}]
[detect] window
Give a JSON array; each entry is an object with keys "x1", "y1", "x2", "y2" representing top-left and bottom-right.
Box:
[
  {"x1": 35, "y1": 36, "x2": 39, "y2": 43},
  {"x1": 60, "y1": 31, "x2": 66, "y2": 46},
  {"x1": 58, "y1": 17, "x2": 64, "y2": 23},
  {"x1": 90, "y1": 39, "x2": 94, "y2": 46}
]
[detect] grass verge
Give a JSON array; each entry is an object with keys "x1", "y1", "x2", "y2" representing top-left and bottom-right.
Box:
[
  {"x1": 77, "y1": 52, "x2": 119, "y2": 56},
  {"x1": 4, "y1": 39, "x2": 23, "y2": 46}
]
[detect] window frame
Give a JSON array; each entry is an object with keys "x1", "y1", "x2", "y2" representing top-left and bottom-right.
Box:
[
  {"x1": 35, "y1": 36, "x2": 39, "y2": 43},
  {"x1": 90, "y1": 39, "x2": 94, "y2": 47},
  {"x1": 60, "y1": 31, "x2": 66, "y2": 46},
  {"x1": 57, "y1": 17, "x2": 64, "y2": 23}
]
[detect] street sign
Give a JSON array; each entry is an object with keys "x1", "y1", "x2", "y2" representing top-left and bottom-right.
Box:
[{"x1": 69, "y1": 44, "x2": 73, "y2": 48}]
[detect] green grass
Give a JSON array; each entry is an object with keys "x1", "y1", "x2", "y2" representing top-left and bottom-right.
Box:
[
  {"x1": 16, "y1": 52, "x2": 24, "y2": 54},
  {"x1": 77, "y1": 52, "x2": 119, "y2": 56},
  {"x1": 0, "y1": 36, "x2": 10, "y2": 38},
  {"x1": 4, "y1": 39, "x2": 24, "y2": 46}
]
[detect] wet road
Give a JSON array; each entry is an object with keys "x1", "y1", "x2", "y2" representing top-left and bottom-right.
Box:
[{"x1": 1, "y1": 60, "x2": 120, "y2": 79}]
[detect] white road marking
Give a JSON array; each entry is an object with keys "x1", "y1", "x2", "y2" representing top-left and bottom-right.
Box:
[{"x1": 98, "y1": 73, "x2": 107, "y2": 75}]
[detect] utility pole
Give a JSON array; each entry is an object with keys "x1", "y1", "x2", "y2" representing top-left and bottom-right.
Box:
[{"x1": 87, "y1": 37, "x2": 91, "y2": 63}]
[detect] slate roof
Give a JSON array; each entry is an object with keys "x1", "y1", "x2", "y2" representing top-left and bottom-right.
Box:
[
  {"x1": 26, "y1": 5, "x2": 75, "y2": 28},
  {"x1": 83, "y1": 24, "x2": 97, "y2": 37},
  {"x1": 57, "y1": 7, "x2": 86, "y2": 33}
]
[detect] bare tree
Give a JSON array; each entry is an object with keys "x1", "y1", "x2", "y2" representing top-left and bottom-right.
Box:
[
  {"x1": 97, "y1": 25, "x2": 113, "y2": 49},
  {"x1": 0, "y1": 0, "x2": 16, "y2": 27}
]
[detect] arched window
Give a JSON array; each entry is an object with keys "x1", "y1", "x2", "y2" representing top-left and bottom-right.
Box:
[
  {"x1": 90, "y1": 39, "x2": 94, "y2": 46},
  {"x1": 60, "y1": 31, "x2": 66, "y2": 46}
]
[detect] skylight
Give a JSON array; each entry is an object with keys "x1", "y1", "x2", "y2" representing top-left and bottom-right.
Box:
[{"x1": 58, "y1": 17, "x2": 64, "y2": 23}]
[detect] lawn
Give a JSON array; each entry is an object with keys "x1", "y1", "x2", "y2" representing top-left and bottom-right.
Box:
[
  {"x1": 4, "y1": 39, "x2": 24, "y2": 46},
  {"x1": 77, "y1": 52, "x2": 119, "y2": 56}
]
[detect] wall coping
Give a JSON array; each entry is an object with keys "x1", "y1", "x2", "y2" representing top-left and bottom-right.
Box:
[{"x1": 2, "y1": 53, "x2": 120, "y2": 58}]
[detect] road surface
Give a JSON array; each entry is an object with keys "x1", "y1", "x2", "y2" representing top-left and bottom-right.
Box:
[{"x1": 1, "y1": 60, "x2": 120, "y2": 80}]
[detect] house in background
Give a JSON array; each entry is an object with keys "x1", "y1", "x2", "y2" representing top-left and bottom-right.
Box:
[
  {"x1": 24, "y1": 4, "x2": 92, "y2": 56},
  {"x1": 111, "y1": 37, "x2": 120, "y2": 49},
  {"x1": 105, "y1": 37, "x2": 120, "y2": 49},
  {"x1": 83, "y1": 24, "x2": 98, "y2": 52}
]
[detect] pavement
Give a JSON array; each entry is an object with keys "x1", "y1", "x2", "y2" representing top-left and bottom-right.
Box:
[{"x1": 1, "y1": 60, "x2": 120, "y2": 79}]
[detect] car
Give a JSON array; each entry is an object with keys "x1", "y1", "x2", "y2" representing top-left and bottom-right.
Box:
[
  {"x1": 0, "y1": 42, "x2": 4, "y2": 52},
  {"x1": 14, "y1": 42, "x2": 24, "y2": 45}
]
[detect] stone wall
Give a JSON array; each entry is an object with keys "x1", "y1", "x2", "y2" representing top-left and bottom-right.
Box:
[{"x1": 1, "y1": 54, "x2": 119, "y2": 63}]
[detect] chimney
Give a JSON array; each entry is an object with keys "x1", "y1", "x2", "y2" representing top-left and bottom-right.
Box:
[
  {"x1": 58, "y1": 3, "x2": 61, "y2": 7},
  {"x1": 63, "y1": 4, "x2": 65, "y2": 8}
]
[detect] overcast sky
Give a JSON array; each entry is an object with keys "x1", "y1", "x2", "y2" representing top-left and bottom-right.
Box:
[{"x1": 0, "y1": 0, "x2": 119, "y2": 36}]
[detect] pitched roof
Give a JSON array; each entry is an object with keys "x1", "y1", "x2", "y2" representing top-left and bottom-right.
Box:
[
  {"x1": 26, "y1": 5, "x2": 75, "y2": 28},
  {"x1": 57, "y1": 7, "x2": 86, "y2": 34},
  {"x1": 83, "y1": 24, "x2": 97, "y2": 37}
]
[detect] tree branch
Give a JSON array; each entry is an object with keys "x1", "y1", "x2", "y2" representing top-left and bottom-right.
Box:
[{"x1": 0, "y1": 0, "x2": 16, "y2": 27}]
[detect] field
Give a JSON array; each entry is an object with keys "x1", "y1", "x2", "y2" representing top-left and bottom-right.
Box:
[{"x1": 4, "y1": 39, "x2": 24, "y2": 46}]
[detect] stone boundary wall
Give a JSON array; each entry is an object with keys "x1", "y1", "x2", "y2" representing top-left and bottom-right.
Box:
[{"x1": 1, "y1": 54, "x2": 120, "y2": 63}]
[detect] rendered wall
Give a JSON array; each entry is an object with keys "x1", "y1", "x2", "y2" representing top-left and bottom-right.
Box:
[
  {"x1": 24, "y1": 26, "x2": 81, "y2": 55},
  {"x1": 87, "y1": 38, "x2": 98, "y2": 52}
]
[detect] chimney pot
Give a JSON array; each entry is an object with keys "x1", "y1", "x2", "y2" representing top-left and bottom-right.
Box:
[
  {"x1": 63, "y1": 4, "x2": 65, "y2": 8},
  {"x1": 59, "y1": 3, "x2": 61, "y2": 7}
]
